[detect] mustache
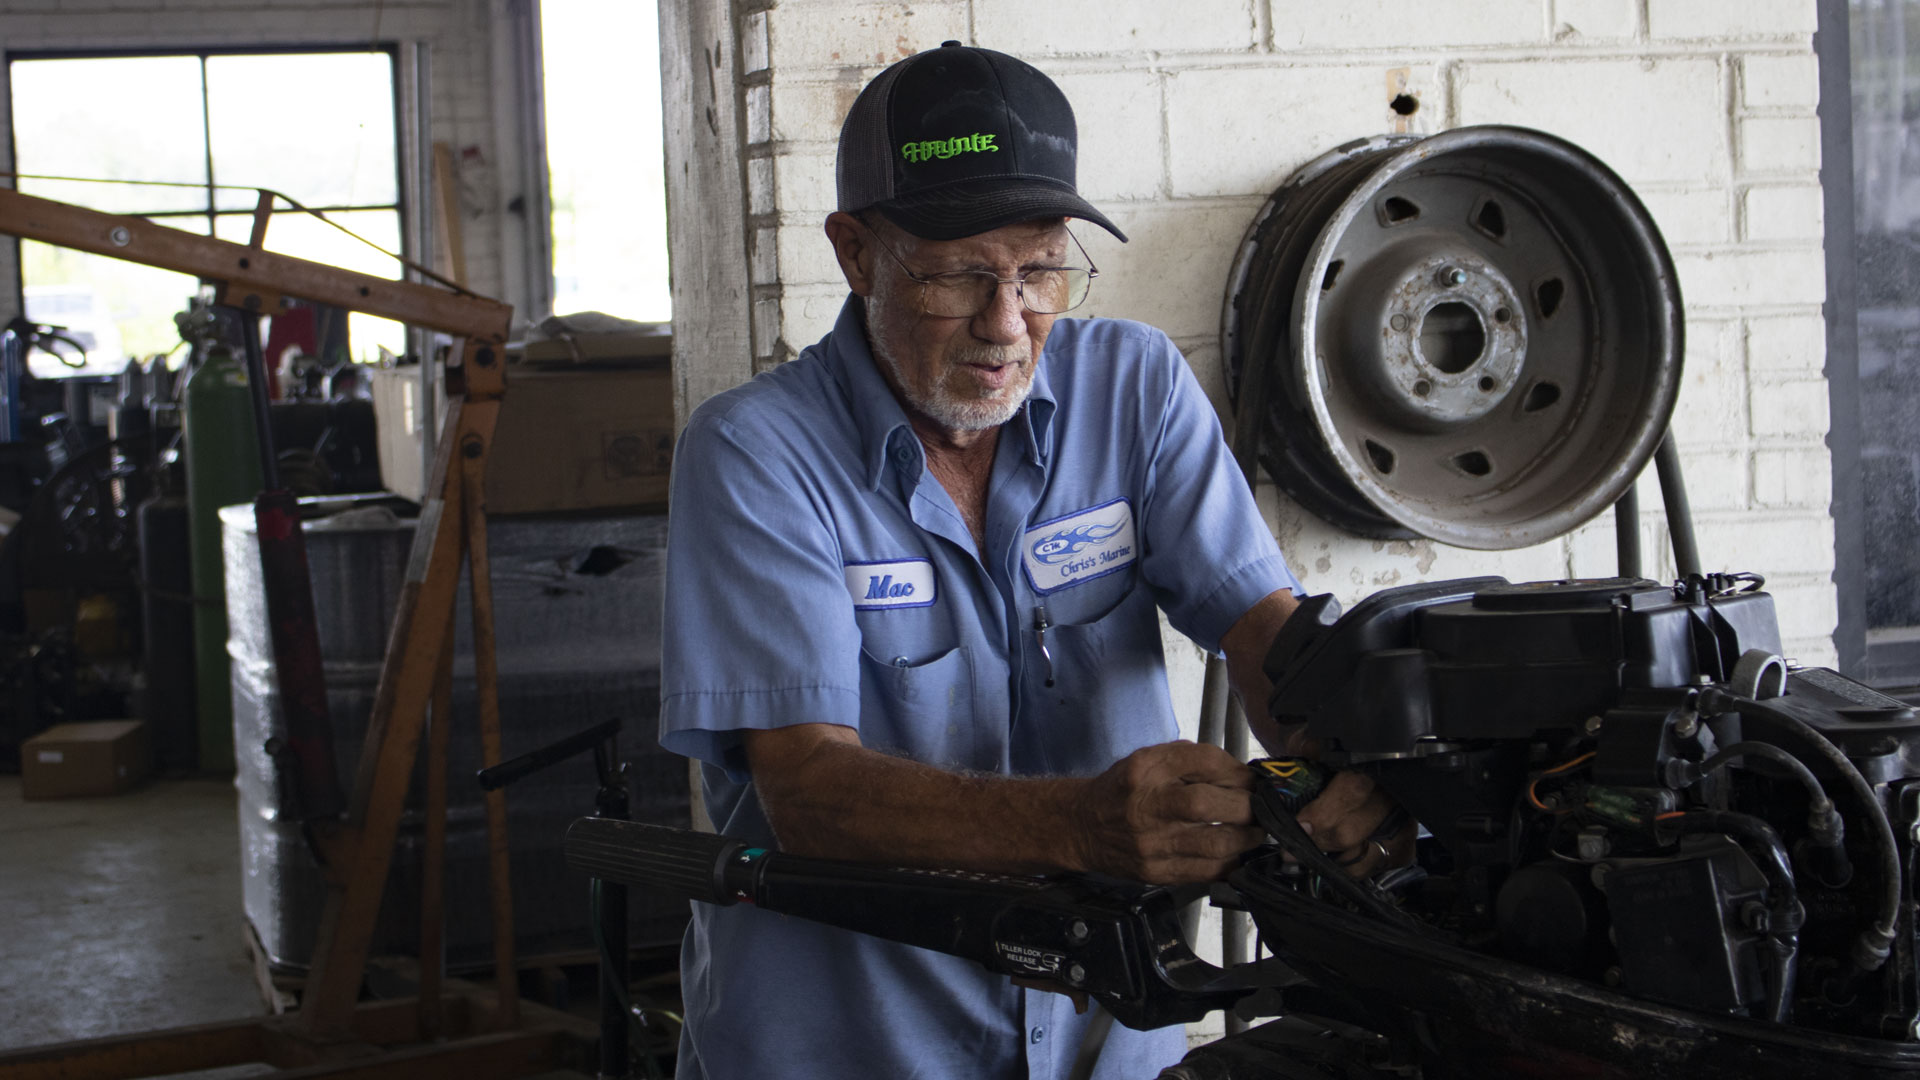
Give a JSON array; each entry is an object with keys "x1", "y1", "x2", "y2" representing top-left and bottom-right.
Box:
[{"x1": 948, "y1": 343, "x2": 1030, "y2": 368}]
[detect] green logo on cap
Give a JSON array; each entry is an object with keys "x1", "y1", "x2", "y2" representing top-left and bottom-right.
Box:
[{"x1": 901, "y1": 132, "x2": 1000, "y2": 164}]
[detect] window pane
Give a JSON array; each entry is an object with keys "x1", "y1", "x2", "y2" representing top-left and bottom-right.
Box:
[
  {"x1": 214, "y1": 209, "x2": 405, "y2": 362},
  {"x1": 10, "y1": 57, "x2": 208, "y2": 214},
  {"x1": 1853, "y1": 0, "x2": 1920, "y2": 630},
  {"x1": 21, "y1": 220, "x2": 207, "y2": 378},
  {"x1": 206, "y1": 53, "x2": 398, "y2": 212},
  {"x1": 543, "y1": 0, "x2": 671, "y2": 321}
]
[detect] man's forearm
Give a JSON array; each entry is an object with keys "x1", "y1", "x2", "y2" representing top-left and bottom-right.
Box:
[
  {"x1": 1221, "y1": 587, "x2": 1300, "y2": 755},
  {"x1": 753, "y1": 732, "x2": 1088, "y2": 873},
  {"x1": 745, "y1": 723, "x2": 1265, "y2": 884}
]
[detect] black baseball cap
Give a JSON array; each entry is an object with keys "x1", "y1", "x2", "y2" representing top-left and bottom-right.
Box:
[{"x1": 836, "y1": 42, "x2": 1127, "y2": 243}]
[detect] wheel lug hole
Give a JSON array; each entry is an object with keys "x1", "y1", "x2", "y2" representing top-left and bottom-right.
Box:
[
  {"x1": 1413, "y1": 379, "x2": 1432, "y2": 397},
  {"x1": 1390, "y1": 313, "x2": 1411, "y2": 332},
  {"x1": 1478, "y1": 376, "x2": 1496, "y2": 392},
  {"x1": 1437, "y1": 266, "x2": 1467, "y2": 287},
  {"x1": 1494, "y1": 307, "x2": 1511, "y2": 323}
]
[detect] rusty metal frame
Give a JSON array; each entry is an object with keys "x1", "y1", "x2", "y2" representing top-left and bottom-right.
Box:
[{"x1": 0, "y1": 194, "x2": 571, "y2": 1077}]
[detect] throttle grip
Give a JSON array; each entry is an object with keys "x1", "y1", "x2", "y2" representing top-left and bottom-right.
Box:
[{"x1": 565, "y1": 818, "x2": 750, "y2": 906}]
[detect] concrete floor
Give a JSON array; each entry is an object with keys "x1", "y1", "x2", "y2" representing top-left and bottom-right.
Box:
[{"x1": 0, "y1": 776, "x2": 264, "y2": 1051}]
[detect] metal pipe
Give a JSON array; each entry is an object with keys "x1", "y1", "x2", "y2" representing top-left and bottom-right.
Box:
[
  {"x1": 1653, "y1": 431, "x2": 1701, "y2": 578},
  {"x1": 1614, "y1": 482, "x2": 1641, "y2": 579},
  {"x1": 1222, "y1": 697, "x2": 1252, "y2": 1035},
  {"x1": 1184, "y1": 655, "x2": 1232, "y2": 948},
  {"x1": 1197, "y1": 656, "x2": 1230, "y2": 750},
  {"x1": 233, "y1": 307, "x2": 280, "y2": 490}
]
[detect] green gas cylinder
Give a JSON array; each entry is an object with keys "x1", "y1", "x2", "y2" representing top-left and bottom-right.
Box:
[{"x1": 181, "y1": 342, "x2": 264, "y2": 773}]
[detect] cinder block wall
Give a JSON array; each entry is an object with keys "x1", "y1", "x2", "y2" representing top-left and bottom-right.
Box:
[
  {"x1": 0, "y1": 0, "x2": 548, "y2": 326},
  {"x1": 675, "y1": 0, "x2": 1838, "y2": 666}
]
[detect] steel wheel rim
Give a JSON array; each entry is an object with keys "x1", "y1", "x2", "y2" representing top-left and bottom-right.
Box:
[{"x1": 1225, "y1": 126, "x2": 1683, "y2": 550}]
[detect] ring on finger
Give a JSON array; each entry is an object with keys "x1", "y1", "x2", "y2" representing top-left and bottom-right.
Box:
[{"x1": 1372, "y1": 838, "x2": 1390, "y2": 861}]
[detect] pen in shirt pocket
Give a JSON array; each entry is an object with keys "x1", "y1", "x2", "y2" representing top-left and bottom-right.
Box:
[{"x1": 1032, "y1": 603, "x2": 1055, "y2": 688}]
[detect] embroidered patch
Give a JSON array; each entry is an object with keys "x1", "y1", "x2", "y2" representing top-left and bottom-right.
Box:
[
  {"x1": 844, "y1": 558, "x2": 937, "y2": 610},
  {"x1": 1021, "y1": 498, "x2": 1138, "y2": 594}
]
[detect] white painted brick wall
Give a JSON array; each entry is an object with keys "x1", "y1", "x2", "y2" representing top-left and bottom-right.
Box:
[
  {"x1": 1457, "y1": 57, "x2": 1730, "y2": 185},
  {"x1": 976, "y1": 0, "x2": 1259, "y2": 57},
  {"x1": 1648, "y1": 0, "x2": 1817, "y2": 41},
  {"x1": 1743, "y1": 53, "x2": 1821, "y2": 108},
  {"x1": 714, "y1": 0, "x2": 1841, "y2": 677},
  {"x1": 765, "y1": 2, "x2": 966, "y2": 70},
  {"x1": 1553, "y1": 0, "x2": 1639, "y2": 41},
  {"x1": 1740, "y1": 114, "x2": 1822, "y2": 172},
  {"x1": 1747, "y1": 313, "x2": 1828, "y2": 373},
  {"x1": 1744, "y1": 184, "x2": 1825, "y2": 241},
  {"x1": 1166, "y1": 63, "x2": 1443, "y2": 198}
]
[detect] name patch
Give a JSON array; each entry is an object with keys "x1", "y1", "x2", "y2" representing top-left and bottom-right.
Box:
[
  {"x1": 844, "y1": 558, "x2": 937, "y2": 611},
  {"x1": 1021, "y1": 498, "x2": 1137, "y2": 594}
]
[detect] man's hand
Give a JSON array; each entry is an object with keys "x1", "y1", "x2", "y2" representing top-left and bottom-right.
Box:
[
  {"x1": 1295, "y1": 769, "x2": 1415, "y2": 879},
  {"x1": 1068, "y1": 741, "x2": 1267, "y2": 884}
]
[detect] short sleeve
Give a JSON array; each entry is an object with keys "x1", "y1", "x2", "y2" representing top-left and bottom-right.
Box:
[
  {"x1": 658, "y1": 411, "x2": 863, "y2": 783},
  {"x1": 1135, "y1": 337, "x2": 1302, "y2": 652}
]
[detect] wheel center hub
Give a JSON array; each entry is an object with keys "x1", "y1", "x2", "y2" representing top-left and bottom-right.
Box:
[{"x1": 1362, "y1": 254, "x2": 1528, "y2": 428}]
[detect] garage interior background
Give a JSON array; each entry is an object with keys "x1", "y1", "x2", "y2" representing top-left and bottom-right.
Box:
[{"x1": 0, "y1": 0, "x2": 1916, "y2": 1063}]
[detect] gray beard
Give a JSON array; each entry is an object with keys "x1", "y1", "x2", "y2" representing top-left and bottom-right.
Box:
[
  {"x1": 864, "y1": 288, "x2": 1034, "y2": 433},
  {"x1": 874, "y1": 338, "x2": 1033, "y2": 432}
]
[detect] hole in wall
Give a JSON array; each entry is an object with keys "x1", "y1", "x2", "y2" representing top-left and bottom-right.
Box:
[
  {"x1": 1420, "y1": 302, "x2": 1485, "y2": 374},
  {"x1": 1390, "y1": 93, "x2": 1419, "y2": 116}
]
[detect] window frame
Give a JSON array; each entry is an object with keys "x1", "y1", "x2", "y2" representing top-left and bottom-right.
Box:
[{"x1": 3, "y1": 43, "x2": 411, "y2": 353}]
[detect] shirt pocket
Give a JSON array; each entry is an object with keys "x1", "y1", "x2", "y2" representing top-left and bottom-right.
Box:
[
  {"x1": 1036, "y1": 561, "x2": 1137, "y2": 629},
  {"x1": 852, "y1": 612, "x2": 982, "y2": 770}
]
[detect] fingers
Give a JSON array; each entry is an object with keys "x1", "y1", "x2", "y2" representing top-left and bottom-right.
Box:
[
  {"x1": 1148, "y1": 777, "x2": 1257, "y2": 827},
  {"x1": 1294, "y1": 771, "x2": 1391, "y2": 853},
  {"x1": 1287, "y1": 771, "x2": 1420, "y2": 879},
  {"x1": 1125, "y1": 739, "x2": 1256, "y2": 789},
  {"x1": 1137, "y1": 823, "x2": 1268, "y2": 884},
  {"x1": 1074, "y1": 742, "x2": 1270, "y2": 884},
  {"x1": 1326, "y1": 820, "x2": 1416, "y2": 879}
]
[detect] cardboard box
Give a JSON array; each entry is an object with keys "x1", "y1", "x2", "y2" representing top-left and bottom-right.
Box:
[
  {"x1": 370, "y1": 357, "x2": 675, "y2": 515},
  {"x1": 483, "y1": 364, "x2": 675, "y2": 515},
  {"x1": 21, "y1": 720, "x2": 150, "y2": 800}
]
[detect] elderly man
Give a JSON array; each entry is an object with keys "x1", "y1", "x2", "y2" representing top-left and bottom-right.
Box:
[{"x1": 660, "y1": 41, "x2": 1398, "y2": 1079}]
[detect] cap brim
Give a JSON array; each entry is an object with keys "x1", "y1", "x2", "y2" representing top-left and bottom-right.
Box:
[{"x1": 875, "y1": 177, "x2": 1128, "y2": 243}]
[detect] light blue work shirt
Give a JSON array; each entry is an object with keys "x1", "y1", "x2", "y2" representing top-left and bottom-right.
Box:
[{"x1": 659, "y1": 296, "x2": 1299, "y2": 1079}]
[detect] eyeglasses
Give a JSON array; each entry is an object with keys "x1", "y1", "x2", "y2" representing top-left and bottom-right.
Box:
[{"x1": 865, "y1": 224, "x2": 1099, "y2": 317}]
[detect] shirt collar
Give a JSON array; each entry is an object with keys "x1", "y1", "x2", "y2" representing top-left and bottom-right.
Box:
[{"x1": 823, "y1": 295, "x2": 1060, "y2": 491}]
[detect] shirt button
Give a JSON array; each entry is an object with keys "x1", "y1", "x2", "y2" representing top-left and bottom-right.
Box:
[
  {"x1": 893, "y1": 446, "x2": 914, "y2": 465},
  {"x1": 892, "y1": 656, "x2": 910, "y2": 667},
  {"x1": 1029, "y1": 1027, "x2": 1044, "y2": 1044}
]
